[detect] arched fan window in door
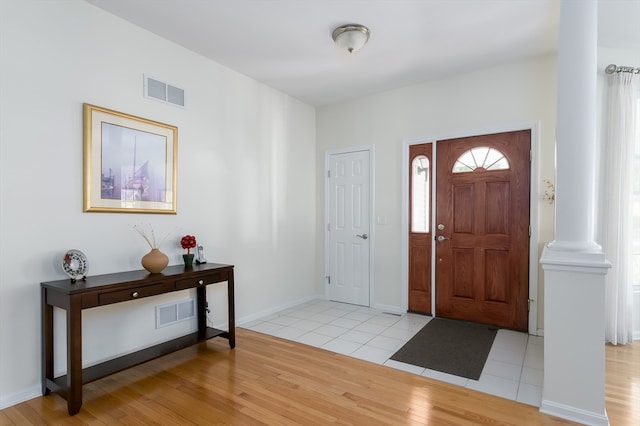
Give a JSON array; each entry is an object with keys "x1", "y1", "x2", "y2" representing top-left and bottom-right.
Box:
[{"x1": 452, "y1": 146, "x2": 509, "y2": 173}]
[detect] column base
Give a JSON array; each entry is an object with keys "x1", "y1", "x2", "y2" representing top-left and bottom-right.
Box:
[
  {"x1": 540, "y1": 400, "x2": 609, "y2": 426},
  {"x1": 542, "y1": 239, "x2": 608, "y2": 269},
  {"x1": 539, "y1": 245, "x2": 610, "y2": 425}
]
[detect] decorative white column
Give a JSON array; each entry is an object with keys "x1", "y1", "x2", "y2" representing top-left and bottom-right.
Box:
[{"x1": 539, "y1": 1, "x2": 611, "y2": 425}]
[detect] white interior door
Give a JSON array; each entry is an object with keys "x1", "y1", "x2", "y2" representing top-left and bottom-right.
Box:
[{"x1": 327, "y1": 150, "x2": 371, "y2": 306}]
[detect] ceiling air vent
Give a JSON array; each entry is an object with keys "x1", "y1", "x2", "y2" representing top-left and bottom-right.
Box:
[{"x1": 144, "y1": 74, "x2": 185, "y2": 107}]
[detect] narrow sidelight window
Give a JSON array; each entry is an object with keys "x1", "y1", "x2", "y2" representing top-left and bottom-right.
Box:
[{"x1": 411, "y1": 155, "x2": 430, "y2": 232}]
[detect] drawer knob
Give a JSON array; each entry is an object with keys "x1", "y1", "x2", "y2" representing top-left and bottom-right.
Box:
[
  {"x1": 198, "y1": 280, "x2": 204, "y2": 285},
  {"x1": 132, "y1": 291, "x2": 139, "y2": 298}
]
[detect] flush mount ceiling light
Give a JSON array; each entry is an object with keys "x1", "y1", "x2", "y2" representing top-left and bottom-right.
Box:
[{"x1": 332, "y1": 24, "x2": 370, "y2": 53}]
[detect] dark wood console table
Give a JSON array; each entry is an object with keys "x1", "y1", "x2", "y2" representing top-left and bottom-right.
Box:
[{"x1": 41, "y1": 263, "x2": 234, "y2": 415}]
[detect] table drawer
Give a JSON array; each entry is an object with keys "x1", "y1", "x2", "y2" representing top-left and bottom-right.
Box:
[
  {"x1": 98, "y1": 280, "x2": 175, "y2": 305},
  {"x1": 175, "y1": 272, "x2": 227, "y2": 290}
]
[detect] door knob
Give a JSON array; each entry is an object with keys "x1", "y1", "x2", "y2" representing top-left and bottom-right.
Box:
[
  {"x1": 356, "y1": 233, "x2": 369, "y2": 240},
  {"x1": 436, "y1": 235, "x2": 449, "y2": 242}
]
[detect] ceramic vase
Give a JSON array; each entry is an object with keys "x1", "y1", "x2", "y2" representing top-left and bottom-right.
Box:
[
  {"x1": 141, "y1": 248, "x2": 169, "y2": 273},
  {"x1": 182, "y1": 253, "x2": 194, "y2": 267}
]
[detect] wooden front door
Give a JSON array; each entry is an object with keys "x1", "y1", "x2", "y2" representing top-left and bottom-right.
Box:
[
  {"x1": 435, "y1": 130, "x2": 530, "y2": 330},
  {"x1": 408, "y1": 143, "x2": 432, "y2": 314}
]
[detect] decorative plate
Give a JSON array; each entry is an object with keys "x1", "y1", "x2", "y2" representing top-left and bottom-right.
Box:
[{"x1": 62, "y1": 249, "x2": 88, "y2": 281}]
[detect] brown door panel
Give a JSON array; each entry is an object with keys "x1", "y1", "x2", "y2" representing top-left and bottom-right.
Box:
[
  {"x1": 408, "y1": 143, "x2": 433, "y2": 314},
  {"x1": 435, "y1": 130, "x2": 530, "y2": 331}
]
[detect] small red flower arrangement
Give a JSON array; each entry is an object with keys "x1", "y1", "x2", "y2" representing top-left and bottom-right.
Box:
[{"x1": 180, "y1": 235, "x2": 197, "y2": 254}]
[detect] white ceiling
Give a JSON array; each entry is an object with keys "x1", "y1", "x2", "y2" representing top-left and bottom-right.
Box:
[{"x1": 86, "y1": 0, "x2": 639, "y2": 107}]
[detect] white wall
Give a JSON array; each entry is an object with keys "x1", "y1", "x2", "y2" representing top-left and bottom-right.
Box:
[
  {"x1": 0, "y1": 0, "x2": 317, "y2": 406},
  {"x1": 316, "y1": 55, "x2": 559, "y2": 331}
]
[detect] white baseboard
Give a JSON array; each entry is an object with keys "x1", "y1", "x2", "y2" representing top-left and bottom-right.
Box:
[
  {"x1": 0, "y1": 384, "x2": 41, "y2": 410},
  {"x1": 536, "y1": 328, "x2": 545, "y2": 337},
  {"x1": 371, "y1": 303, "x2": 404, "y2": 315},
  {"x1": 540, "y1": 400, "x2": 608, "y2": 426},
  {"x1": 236, "y1": 294, "x2": 324, "y2": 327}
]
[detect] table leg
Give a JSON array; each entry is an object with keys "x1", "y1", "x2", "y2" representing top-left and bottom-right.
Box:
[
  {"x1": 41, "y1": 288, "x2": 53, "y2": 395},
  {"x1": 196, "y1": 285, "x2": 207, "y2": 337},
  {"x1": 228, "y1": 269, "x2": 235, "y2": 348},
  {"x1": 66, "y1": 294, "x2": 82, "y2": 415}
]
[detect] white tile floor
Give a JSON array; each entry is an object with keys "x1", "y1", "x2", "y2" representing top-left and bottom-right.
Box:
[{"x1": 242, "y1": 299, "x2": 545, "y2": 407}]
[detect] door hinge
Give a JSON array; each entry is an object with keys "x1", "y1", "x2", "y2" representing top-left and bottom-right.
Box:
[
  {"x1": 327, "y1": 170, "x2": 331, "y2": 178},
  {"x1": 530, "y1": 150, "x2": 532, "y2": 161},
  {"x1": 326, "y1": 275, "x2": 331, "y2": 284},
  {"x1": 327, "y1": 223, "x2": 331, "y2": 231},
  {"x1": 529, "y1": 225, "x2": 531, "y2": 237},
  {"x1": 528, "y1": 298, "x2": 534, "y2": 312}
]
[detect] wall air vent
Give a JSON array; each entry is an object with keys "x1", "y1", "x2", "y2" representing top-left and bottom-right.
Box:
[
  {"x1": 156, "y1": 298, "x2": 195, "y2": 328},
  {"x1": 144, "y1": 74, "x2": 185, "y2": 107}
]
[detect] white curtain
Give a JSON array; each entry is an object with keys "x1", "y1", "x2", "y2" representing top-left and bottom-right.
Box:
[{"x1": 603, "y1": 71, "x2": 637, "y2": 345}]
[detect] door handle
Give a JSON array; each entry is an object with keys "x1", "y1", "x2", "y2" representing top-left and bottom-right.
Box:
[
  {"x1": 356, "y1": 233, "x2": 369, "y2": 240},
  {"x1": 436, "y1": 235, "x2": 449, "y2": 242}
]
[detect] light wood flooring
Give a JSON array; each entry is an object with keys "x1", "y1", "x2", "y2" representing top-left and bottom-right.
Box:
[{"x1": 1, "y1": 329, "x2": 638, "y2": 425}]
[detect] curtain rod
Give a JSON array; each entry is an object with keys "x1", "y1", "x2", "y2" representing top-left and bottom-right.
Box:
[{"x1": 605, "y1": 64, "x2": 639, "y2": 74}]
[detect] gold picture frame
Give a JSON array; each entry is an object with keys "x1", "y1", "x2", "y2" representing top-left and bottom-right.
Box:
[{"x1": 83, "y1": 104, "x2": 177, "y2": 214}]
